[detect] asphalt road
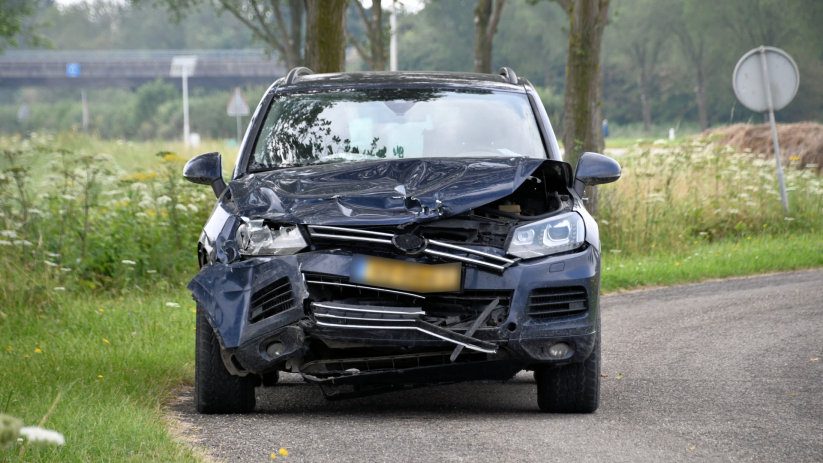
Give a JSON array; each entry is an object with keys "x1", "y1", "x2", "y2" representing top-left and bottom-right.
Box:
[{"x1": 169, "y1": 270, "x2": 823, "y2": 462}]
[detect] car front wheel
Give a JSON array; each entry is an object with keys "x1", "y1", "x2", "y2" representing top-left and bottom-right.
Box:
[
  {"x1": 195, "y1": 304, "x2": 256, "y2": 414},
  {"x1": 534, "y1": 322, "x2": 600, "y2": 413}
]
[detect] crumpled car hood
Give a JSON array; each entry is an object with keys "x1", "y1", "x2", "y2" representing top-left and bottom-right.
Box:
[{"x1": 228, "y1": 157, "x2": 569, "y2": 225}]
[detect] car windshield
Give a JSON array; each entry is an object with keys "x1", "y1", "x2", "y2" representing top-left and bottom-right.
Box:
[{"x1": 248, "y1": 88, "x2": 546, "y2": 170}]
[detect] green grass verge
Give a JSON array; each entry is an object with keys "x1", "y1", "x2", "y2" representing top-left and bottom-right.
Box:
[
  {"x1": 602, "y1": 232, "x2": 823, "y2": 292},
  {"x1": 0, "y1": 288, "x2": 198, "y2": 462}
]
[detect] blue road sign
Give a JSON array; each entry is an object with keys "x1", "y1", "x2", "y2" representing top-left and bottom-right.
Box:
[{"x1": 66, "y1": 63, "x2": 81, "y2": 78}]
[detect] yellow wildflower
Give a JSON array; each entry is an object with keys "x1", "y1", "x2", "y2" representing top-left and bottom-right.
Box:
[
  {"x1": 675, "y1": 262, "x2": 680, "y2": 267},
  {"x1": 98, "y1": 375, "x2": 103, "y2": 379},
  {"x1": 6, "y1": 345, "x2": 12, "y2": 351},
  {"x1": 103, "y1": 339, "x2": 110, "y2": 344},
  {"x1": 162, "y1": 153, "x2": 187, "y2": 163},
  {"x1": 279, "y1": 448, "x2": 288, "y2": 456},
  {"x1": 35, "y1": 348, "x2": 42, "y2": 354}
]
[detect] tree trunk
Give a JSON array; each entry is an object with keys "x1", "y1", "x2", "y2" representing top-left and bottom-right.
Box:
[
  {"x1": 560, "y1": 0, "x2": 610, "y2": 215},
  {"x1": 639, "y1": 73, "x2": 652, "y2": 133},
  {"x1": 473, "y1": 0, "x2": 505, "y2": 74},
  {"x1": 305, "y1": 0, "x2": 347, "y2": 73},
  {"x1": 369, "y1": 0, "x2": 386, "y2": 70},
  {"x1": 474, "y1": 0, "x2": 492, "y2": 73},
  {"x1": 695, "y1": 65, "x2": 708, "y2": 131},
  {"x1": 560, "y1": 0, "x2": 609, "y2": 166},
  {"x1": 287, "y1": 0, "x2": 304, "y2": 68}
]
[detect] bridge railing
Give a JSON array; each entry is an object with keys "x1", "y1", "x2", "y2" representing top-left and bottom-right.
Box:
[{"x1": 0, "y1": 49, "x2": 279, "y2": 63}]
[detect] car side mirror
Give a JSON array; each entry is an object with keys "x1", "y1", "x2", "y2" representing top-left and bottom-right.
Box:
[
  {"x1": 183, "y1": 152, "x2": 227, "y2": 198},
  {"x1": 573, "y1": 152, "x2": 621, "y2": 197}
]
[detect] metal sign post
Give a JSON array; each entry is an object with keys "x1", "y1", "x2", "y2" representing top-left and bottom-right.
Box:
[
  {"x1": 733, "y1": 46, "x2": 799, "y2": 214},
  {"x1": 171, "y1": 56, "x2": 198, "y2": 148},
  {"x1": 226, "y1": 87, "x2": 250, "y2": 143}
]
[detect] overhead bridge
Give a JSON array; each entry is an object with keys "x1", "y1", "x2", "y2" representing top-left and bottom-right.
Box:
[{"x1": 0, "y1": 49, "x2": 286, "y2": 88}]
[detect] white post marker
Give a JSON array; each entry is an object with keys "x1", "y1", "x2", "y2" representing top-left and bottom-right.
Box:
[
  {"x1": 227, "y1": 87, "x2": 250, "y2": 144},
  {"x1": 171, "y1": 56, "x2": 198, "y2": 148},
  {"x1": 733, "y1": 46, "x2": 799, "y2": 213}
]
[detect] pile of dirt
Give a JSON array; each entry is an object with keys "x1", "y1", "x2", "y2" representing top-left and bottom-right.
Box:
[{"x1": 704, "y1": 122, "x2": 823, "y2": 174}]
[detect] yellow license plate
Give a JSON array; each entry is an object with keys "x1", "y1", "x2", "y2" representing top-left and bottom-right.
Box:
[{"x1": 350, "y1": 255, "x2": 461, "y2": 293}]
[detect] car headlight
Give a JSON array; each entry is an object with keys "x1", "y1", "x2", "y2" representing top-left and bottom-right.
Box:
[
  {"x1": 506, "y1": 211, "x2": 585, "y2": 258},
  {"x1": 236, "y1": 219, "x2": 307, "y2": 256}
]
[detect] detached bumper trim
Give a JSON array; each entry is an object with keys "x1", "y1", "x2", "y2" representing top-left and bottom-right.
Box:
[
  {"x1": 314, "y1": 320, "x2": 498, "y2": 354},
  {"x1": 311, "y1": 301, "x2": 497, "y2": 354}
]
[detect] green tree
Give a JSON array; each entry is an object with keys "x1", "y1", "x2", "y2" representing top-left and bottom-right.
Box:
[
  {"x1": 0, "y1": 0, "x2": 45, "y2": 52},
  {"x1": 397, "y1": 0, "x2": 475, "y2": 71},
  {"x1": 350, "y1": 0, "x2": 388, "y2": 70},
  {"x1": 141, "y1": 0, "x2": 306, "y2": 68},
  {"x1": 605, "y1": 0, "x2": 669, "y2": 133}
]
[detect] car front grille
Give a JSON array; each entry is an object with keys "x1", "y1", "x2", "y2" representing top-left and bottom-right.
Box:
[
  {"x1": 249, "y1": 277, "x2": 296, "y2": 323},
  {"x1": 304, "y1": 273, "x2": 511, "y2": 327},
  {"x1": 306, "y1": 225, "x2": 515, "y2": 272},
  {"x1": 527, "y1": 286, "x2": 588, "y2": 319}
]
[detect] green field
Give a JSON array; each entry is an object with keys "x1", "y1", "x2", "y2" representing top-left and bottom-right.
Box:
[{"x1": 1, "y1": 133, "x2": 821, "y2": 461}]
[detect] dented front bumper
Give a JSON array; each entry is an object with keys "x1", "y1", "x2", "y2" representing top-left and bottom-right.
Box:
[{"x1": 189, "y1": 244, "x2": 600, "y2": 380}]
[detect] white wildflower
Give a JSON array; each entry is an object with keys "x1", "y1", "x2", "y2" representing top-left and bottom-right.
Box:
[
  {"x1": 135, "y1": 212, "x2": 148, "y2": 218},
  {"x1": 19, "y1": 426, "x2": 65, "y2": 445},
  {"x1": 46, "y1": 251, "x2": 61, "y2": 258},
  {"x1": 175, "y1": 204, "x2": 188, "y2": 211},
  {"x1": 61, "y1": 267, "x2": 72, "y2": 272},
  {"x1": 156, "y1": 195, "x2": 172, "y2": 205},
  {"x1": 53, "y1": 287, "x2": 66, "y2": 291},
  {"x1": 28, "y1": 209, "x2": 44, "y2": 216},
  {"x1": 43, "y1": 260, "x2": 58, "y2": 267},
  {"x1": 60, "y1": 194, "x2": 75, "y2": 201},
  {"x1": 146, "y1": 269, "x2": 157, "y2": 274},
  {"x1": 0, "y1": 230, "x2": 17, "y2": 238},
  {"x1": 783, "y1": 217, "x2": 795, "y2": 221},
  {"x1": 165, "y1": 302, "x2": 181, "y2": 308},
  {"x1": 13, "y1": 240, "x2": 33, "y2": 247},
  {"x1": 0, "y1": 240, "x2": 11, "y2": 246},
  {"x1": 187, "y1": 204, "x2": 199, "y2": 212},
  {"x1": 121, "y1": 259, "x2": 136, "y2": 265}
]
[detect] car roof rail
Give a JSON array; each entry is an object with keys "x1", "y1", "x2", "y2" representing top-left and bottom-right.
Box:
[
  {"x1": 498, "y1": 66, "x2": 518, "y2": 84},
  {"x1": 285, "y1": 66, "x2": 314, "y2": 85}
]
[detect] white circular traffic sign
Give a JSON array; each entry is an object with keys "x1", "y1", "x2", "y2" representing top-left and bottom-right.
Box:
[{"x1": 733, "y1": 46, "x2": 799, "y2": 112}]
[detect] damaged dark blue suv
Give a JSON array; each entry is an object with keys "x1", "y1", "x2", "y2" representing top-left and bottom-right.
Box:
[{"x1": 183, "y1": 67, "x2": 620, "y2": 414}]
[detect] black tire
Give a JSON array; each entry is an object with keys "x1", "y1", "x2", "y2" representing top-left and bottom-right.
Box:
[
  {"x1": 195, "y1": 304, "x2": 256, "y2": 414},
  {"x1": 535, "y1": 322, "x2": 600, "y2": 413}
]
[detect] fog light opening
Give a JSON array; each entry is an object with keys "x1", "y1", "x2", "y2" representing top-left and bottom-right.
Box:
[
  {"x1": 266, "y1": 341, "x2": 285, "y2": 358},
  {"x1": 548, "y1": 342, "x2": 572, "y2": 359}
]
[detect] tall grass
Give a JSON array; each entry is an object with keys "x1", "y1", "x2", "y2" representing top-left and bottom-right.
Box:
[
  {"x1": 0, "y1": 133, "x2": 223, "y2": 313},
  {"x1": 597, "y1": 138, "x2": 822, "y2": 256}
]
